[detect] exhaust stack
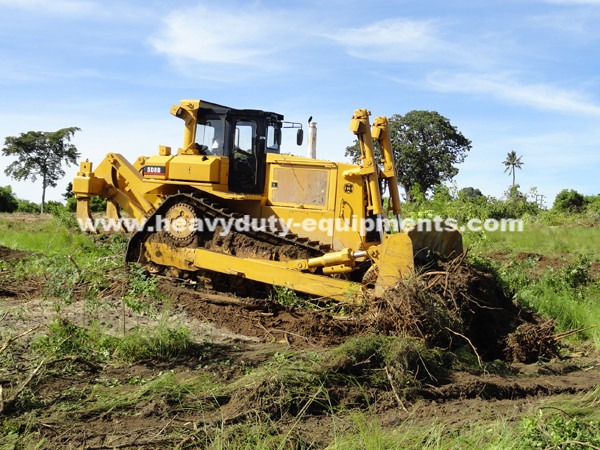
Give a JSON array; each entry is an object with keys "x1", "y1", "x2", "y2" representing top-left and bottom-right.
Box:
[{"x1": 307, "y1": 121, "x2": 317, "y2": 159}]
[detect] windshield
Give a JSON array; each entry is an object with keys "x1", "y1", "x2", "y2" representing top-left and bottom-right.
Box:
[{"x1": 196, "y1": 118, "x2": 226, "y2": 156}]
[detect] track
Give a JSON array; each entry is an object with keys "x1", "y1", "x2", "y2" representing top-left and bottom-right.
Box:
[{"x1": 126, "y1": 192, "x2": 333, "y2": 274}]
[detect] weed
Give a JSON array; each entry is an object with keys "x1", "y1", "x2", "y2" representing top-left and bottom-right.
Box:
[
  {"x1": 83, "y1": 370, "x2": 219, "y2": 416},
  {"x1": 521, "y1": 409, "x2": 600, "y2": 449},
  {"x1": 32, "y1": 316, "x2": 193, "y2": 364},
  {"x1": 115, "y1": 318, "x2": 192, "y2": 362},
  {"x1": 33, "y1": 318, "x2": 116, "y2": 361},
  {"x1": 128, "y1": 375, "x2": 153, "y2": 386},
  {"x1": 123, "y1": 264, "x2": 165, "y2": 316},
  {"x1": 269, "y1": 284, "x2": 309, "y2": 308},
  {"x1": 326, "y1": 334, "x2": 451, "y2": 390}
]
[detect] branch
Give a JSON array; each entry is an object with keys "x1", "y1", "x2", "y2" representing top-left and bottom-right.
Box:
[
  {"x1": 0, "y1": 325, "x2": 41, "y2": 356},
  {"x1": 0, "y1": 359, "x2": 45, "y2": 415},
  {"x1": 444, "y1": 327, "x2": 482, "y2": 368},
  {"x1": 385, "y1": 366, "x2": 408, "y2": 412},
  {"x1": 0, "y1": 355, "x2": 101, "y2": 415}
]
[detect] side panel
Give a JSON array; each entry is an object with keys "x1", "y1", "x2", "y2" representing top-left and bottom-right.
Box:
[
  {"x1": 167, "y1": 155, "x2": 223, "y2": 183},
  {"x1": 260, "y1": 157, "x2": 368, "y2": 251},
  {"x1": 262, "y1": 159, "x2": 336, "y2": 247},
  {"x1": 269, "y1": 167, "x2": 330, "y2": 209}
]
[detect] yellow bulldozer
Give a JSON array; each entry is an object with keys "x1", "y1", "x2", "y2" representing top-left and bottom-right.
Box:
[{"x1": 73, "y1": 100, "x2": 462, "y2": 301}]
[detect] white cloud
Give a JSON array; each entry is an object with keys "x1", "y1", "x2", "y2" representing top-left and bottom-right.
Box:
[
  {"x1": 150, "y1": 4, "x2": 305, "y2": 70},
  {"x1": 532, "y1": 6, "x2": 600, "y2": 39},
  {"x1": 326, "y1": 18, "x2": 486, "y2": 67},
  {"x1": 426, "y1": 72, "x2": 600, "y2": 116}
]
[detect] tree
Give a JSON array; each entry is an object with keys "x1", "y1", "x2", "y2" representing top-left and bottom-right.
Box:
[
  {"x1": 63, "y1": 181, "x2": 74, "y2": 201},
  {"x1": 503, "y1": 150, "x2": 523, "y2": 187},
  {"x1": 0, "y1": 185, "x2": 19, "y2": 213},
  {"x1": 345, "y1": 110, "x2": 471, "y2": 202},
  {"x1": 458, "y1": 187, "x2": 483, "y2": 200},
  {"x1": 553, "y1": 189, "x2": 585, "y2": 213},
  {"x1": 2, "y1": 128, "x2": 80, "y2": 213}
]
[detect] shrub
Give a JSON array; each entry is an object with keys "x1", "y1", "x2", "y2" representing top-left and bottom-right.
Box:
[
  {"x1": 585, "y1": 194, "x2": 600, "y2": 213},
  {"x1": 458, "y1": 187, "x2": 483, "y2": 200},
  {"x1": 554, "y1": 189, "x2": 586, "y2": 213},
  {"x1": 521, "y1": 410, "x2": 600, "y2": 449},
  {"x1": 16, "y1": 199, "x2": 41, "y2": 214},
  {"x1": 45, "y1": 200, "x2": 65, "y2": 215},
  {"x1": 0, "y1": 185, "x2": 18, "y2": 212}
]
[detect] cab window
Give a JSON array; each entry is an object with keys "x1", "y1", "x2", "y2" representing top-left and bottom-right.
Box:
[
  {"x1": 266, "y1": 125, "x2": 280, "y2": 153},
  {"x1": 196, "y1": 119, "x2": 226, "y2": 156},
  {"x1": 235, "y1": 121, "x2": 255, "y2": 153}
]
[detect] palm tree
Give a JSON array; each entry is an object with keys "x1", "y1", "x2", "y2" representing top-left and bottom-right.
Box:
[{"x1": 503, "y1": 150, "x2": 524, "y2": 187}]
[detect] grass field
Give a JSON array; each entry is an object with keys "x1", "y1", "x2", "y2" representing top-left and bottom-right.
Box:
[
  {"x1": 466, "y1": 225, "x2": 600, "y2": 258},
  {"x1": 1, "y1": 213, "x2": 599, "y2": 448}
]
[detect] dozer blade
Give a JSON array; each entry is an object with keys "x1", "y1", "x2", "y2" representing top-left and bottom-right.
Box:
[
  {"x1": 405, "y1": 226, "x2": 463, "y2": 260},
  {"x1": 374, "y1": 233, "x2": 415, "y2": 296}
]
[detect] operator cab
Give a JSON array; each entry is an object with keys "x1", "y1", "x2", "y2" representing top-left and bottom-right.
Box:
[
  {"x1": 192, "y1": 104, "x2": 282, "y2": 193},
  {"x1": 172, "y1": 100, "x2": 303, "y2": 194}
]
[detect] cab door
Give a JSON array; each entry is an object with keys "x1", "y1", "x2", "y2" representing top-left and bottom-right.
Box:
[{"x1": 228, "y1": 117, "x2": 266, "y2": 194}]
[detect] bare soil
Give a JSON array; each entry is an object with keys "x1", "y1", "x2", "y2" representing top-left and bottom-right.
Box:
[
  {"x1": 1, "y1": 245, "x2": 600, "y2": 448},
  {"x1": 485, "y1": 250, "x2": 600, "y2": 281}
]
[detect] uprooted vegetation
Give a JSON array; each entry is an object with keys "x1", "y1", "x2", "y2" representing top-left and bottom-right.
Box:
[
  {"x1": 1, "y1": 215, "x2": 600, "y2": 448},
  {"x1": 365, "y1": 253, "x2": 560, "y2": 364}
]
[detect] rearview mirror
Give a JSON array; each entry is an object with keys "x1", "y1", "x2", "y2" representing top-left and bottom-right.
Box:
[{"x1": 297, "y1": 129, "x2": 304, "y2": 146}]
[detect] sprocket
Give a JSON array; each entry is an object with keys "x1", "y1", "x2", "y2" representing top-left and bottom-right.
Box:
[{"x1": 164, "y1": 202, "x2": 198, "y2": 246}]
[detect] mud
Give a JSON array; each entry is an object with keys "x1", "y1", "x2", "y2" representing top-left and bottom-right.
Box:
[
  {"x1": 0, "y1": 245, "x2": 32, "y2": 261},
  {"x1": 207, "y1": 227, "x2": 314, "y2": 261},
  {"x1": 163, "y1": 283, "x2": 358, "y2": 348}
]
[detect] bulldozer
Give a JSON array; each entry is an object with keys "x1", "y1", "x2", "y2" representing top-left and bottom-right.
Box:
[{"x1": 73, "y1": 99, "x2": 462, "y2": 301}]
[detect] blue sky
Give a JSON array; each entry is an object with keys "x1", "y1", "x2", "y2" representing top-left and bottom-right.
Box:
[{"x1": 1, "y1": 0, "x2": 599, "y2": 207}]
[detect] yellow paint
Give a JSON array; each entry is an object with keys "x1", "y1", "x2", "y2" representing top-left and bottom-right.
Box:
[
  {"x1": 144, "y1": 242, "x2": 361, "y2": 302},
  {"x1": 167, "y1": 154, "x2": 222, "y2": 183}
]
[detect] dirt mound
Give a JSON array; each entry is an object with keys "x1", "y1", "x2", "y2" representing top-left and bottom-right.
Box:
[{"x1": 366, "y1": 253, "x2": 555, "y2": 361}]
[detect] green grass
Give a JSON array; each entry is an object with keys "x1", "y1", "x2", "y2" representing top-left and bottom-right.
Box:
[
  {"x1": 32, "y1": 316, "x2": 195, "y2": 364},
  {"x1": 79, "y1": 370, "x2": 220, "y2": 416},
  {"x1": 0, "y1": 215, "x2": 96, "y2": 256},
  {"x1": 326, "y1": 388, "x2": 600, "y2": 449},
  {"x1": 326, "y1": 412, "x2": 520, "y2": 449},
  {"x1": 470, "y1": 250, "x2": 600, "y2": 346},
  {"x1": 116, "y1": 319, "x2": 192, "y2": 361},
  {"x1": 465, "y1": 225, "x2": 600, "y2": 259},
  {"x1": 463, "y1": 224, "x2": 600, "y2": 347}
]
